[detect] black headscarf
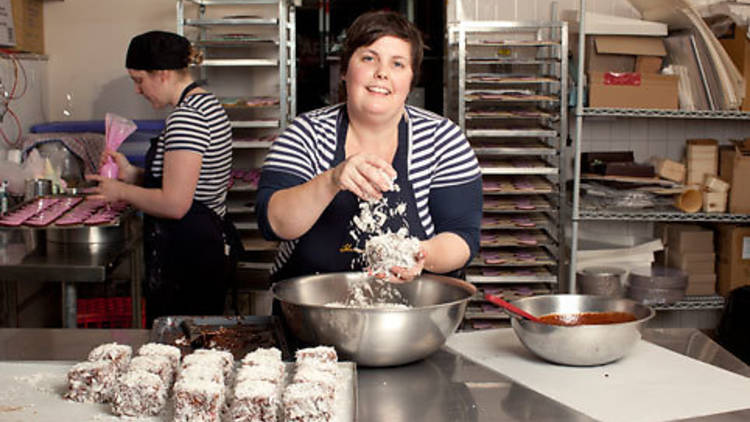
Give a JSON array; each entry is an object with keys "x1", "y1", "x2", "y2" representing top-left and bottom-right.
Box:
[{"x1": 126, "y1": 31, "x2": 191, "y2": 70}]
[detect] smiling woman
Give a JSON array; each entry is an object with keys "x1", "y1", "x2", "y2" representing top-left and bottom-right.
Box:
[{"x1": 256, "y1": 11, "x2": 482, "y2": 312}]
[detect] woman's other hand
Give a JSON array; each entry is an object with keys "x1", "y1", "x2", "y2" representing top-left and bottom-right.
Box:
[
  {"x1": 331, "y1": 153, "x2": 396, "y2": 201},
  {"x1": 85, "y1": 174, "x2": 126, "y2": 203},
  {"x1": 102, "y1": 150, "x2": 140, "y2": 184},
  {"x1": 388, "y1": 248, "x2": 426, "y2": 284}
]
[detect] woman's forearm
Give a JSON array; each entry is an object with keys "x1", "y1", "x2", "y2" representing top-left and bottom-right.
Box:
[
  {"x1": 267, "y1": 169, "x2": 340, "y2": 240},
  {"x1": 422, "y1": 232, "x2": 471, "y2": 274}
]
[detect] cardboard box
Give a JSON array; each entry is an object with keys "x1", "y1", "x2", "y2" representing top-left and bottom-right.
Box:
[
  {"x1": 650, "y1": 157, "x2": 685, "y2": 183},
  {"x1": 686, "y1": 274, "x2": 716, "y2": 296},
  {"x1": 718, "y1": 25, "x2": 750, "y2": 111},
  {"x1": 703, "y1": 191, "x2": 728, "y2": 213},
  {"x1": 586, "y1": 35, "x2": 667, "y2": 73},
  {"x1": 667, "y1": 224, "x2": 714, "y2": 253},
  {"x1": 588, "y1": 71, "x2": 679, "y2": 109},
  {"x1": 668, "y1": 252, "x2": 715, "y2": 274},
  {"x1": 717, "y1": 225, "x2": 750, "y2": 296},
  {"x1": 704, "y1": 174, "x2": 730, "y2": 192},
  {"x1": 0, "y1": 0, "x2": 14, "y2": 48},
  {"x1": 719, "y1": 143, "x2": 750, "y2": 214},
  {"x1": 635, "y1": 55, "x2": 663, "y2": 73},
  {"x1": 686, "y1": 139, "x2": 719, "y2": 185},
  {"x1": 9, "y1": 0, "x2": 42, "y2": 54}
]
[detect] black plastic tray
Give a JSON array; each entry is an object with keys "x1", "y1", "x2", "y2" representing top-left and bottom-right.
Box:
[{"x1": 150, "y1": 315, "x2": 291, "y2": 361}]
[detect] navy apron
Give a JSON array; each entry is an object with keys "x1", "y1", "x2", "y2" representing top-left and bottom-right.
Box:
[
  {"x1": 270, "y1": 113, "x2": 427, "y2": 283},
  {"x1": 142, "y1": 82, "x2": 242, "y2": 326}
]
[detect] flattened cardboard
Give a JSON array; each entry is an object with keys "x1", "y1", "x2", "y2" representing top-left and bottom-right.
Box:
[
  {"x1": 718, "y1": 25, "x2": 750, "y2": 111},
  {"x1": 595, "y1": 36, "x2": 667, "y2": 56}
]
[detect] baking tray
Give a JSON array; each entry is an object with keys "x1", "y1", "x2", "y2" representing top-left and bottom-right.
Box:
[
  {"x1": 0, "y1": 360, "x2": 357, "y2": 421},
  {"x1": 150, "y1": 315, "x2": 291, "y2": 361}
]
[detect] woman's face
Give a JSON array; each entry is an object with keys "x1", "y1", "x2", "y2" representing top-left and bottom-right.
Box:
[
  {"x1": 128, "y1": 69, "x2": 169, "y2": 109},
  {"x1": 343, "y1": 35, "x2": 413, "y2": 121}
]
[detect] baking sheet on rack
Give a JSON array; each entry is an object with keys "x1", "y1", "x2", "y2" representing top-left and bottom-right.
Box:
[{"x1": 0, "y1": 360, "x2": 357, "y2": 421}]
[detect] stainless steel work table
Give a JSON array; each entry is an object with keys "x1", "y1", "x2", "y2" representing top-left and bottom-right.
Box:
[
  {"x1": 0, "y1": 327, "x2": 747, "y2": 421},
  {"x1": 0, "y1": 216, "x2": 144, "y2": 328}
]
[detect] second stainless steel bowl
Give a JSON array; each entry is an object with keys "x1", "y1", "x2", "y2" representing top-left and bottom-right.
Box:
[
  {"x1": 510, "y1": 294, "x2": 654, "y2": 366},
  {"x1": 272, "y1": 272, "x2": 476, "y2": 367}
]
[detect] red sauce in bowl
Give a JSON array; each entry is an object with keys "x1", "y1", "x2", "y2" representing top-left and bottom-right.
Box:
[{"x1": 538, "y1": 311, "x2": 637, "y2": 326}]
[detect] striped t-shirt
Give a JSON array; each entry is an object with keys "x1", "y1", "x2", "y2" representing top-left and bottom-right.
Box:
[
  {"x1": 260, "y1": 103, "x2": 481, "y2": 274},
  {"x1": 149, "y1": 93, "x2": 233, "y2": 216}
]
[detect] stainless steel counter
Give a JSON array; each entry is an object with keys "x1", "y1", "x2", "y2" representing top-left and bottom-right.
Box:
[
  {"x1": 0, "y1": 327, "x2": 747, "y2": 421},
  {"x1": 0, "y1": 216, "x2": 143, "y2": 328}
]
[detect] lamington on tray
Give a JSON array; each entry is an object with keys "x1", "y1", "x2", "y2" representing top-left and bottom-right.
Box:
[
  {"x1": 87, "y1": 342, "x2": 132, "y2": 372},
  {"x1": 128, "y1": 354, "x2": 175, "y2": 386},
  {"x1": 137, "y1": 342, "x2": 182, "y2": 370},
  {"x1": 173, "y1": 377, "x2": 226, "y2": 422},
  {"x1": 282, "y1": 382, "x2": 333, "y2": 422},
  {"x1": 230, "y1": 380, "x2": 279, "y2": 422},
  {"x1": 64, "y1": 360, "x2": 118, "y2": 403},
  {"x1": 110, "y1": 370, "x2": 168, "y2": 417}
]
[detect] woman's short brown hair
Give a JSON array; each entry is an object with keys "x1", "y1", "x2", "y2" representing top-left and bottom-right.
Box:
[{"x1": 340, "y1": 10, "x2": 424, "y2": 93}]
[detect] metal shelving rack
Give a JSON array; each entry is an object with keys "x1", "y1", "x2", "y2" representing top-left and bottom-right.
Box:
[
  {"x1": 447, "y1": 20, "x2": 568, "y2": 327},
  {"x1": 569, "y1": 0, "x2": 740, "y2": 310},
  {"x1": 177, "y1": 0, "x2": 296, "y2": 282}
]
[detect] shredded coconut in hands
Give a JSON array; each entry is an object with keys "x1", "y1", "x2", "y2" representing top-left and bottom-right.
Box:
[{"x1": 364, "y1": 232, "x2": 421, "y2": 277}]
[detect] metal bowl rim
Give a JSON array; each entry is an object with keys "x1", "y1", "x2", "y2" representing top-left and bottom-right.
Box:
[
  {"x1": 271, "y1": 272, "x2": 478, "y2": 311},
  {"x1": 509, "y1": 294, "x2": 656, "y2": 327}
]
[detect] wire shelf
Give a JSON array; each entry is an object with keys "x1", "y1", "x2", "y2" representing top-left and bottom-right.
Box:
[
  {"x1": 651, "y1": 296, "x2": 725, "y2": 311},
  {"x1": 577, "y1": 210, "x2": 750, "y2": 223},
  {"x1": 580, "y1": 108, "x2": 750, "y2": 120}
]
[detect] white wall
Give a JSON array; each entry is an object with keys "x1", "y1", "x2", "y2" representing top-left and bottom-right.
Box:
[{"x1": 44, "y1": 0, "x2": 175, "y2": 121}]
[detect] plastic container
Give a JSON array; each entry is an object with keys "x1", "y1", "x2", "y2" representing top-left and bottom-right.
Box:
[
  {"x1": 626, "y1": 266, "x2": 688, "y2": 305},
  {"x1": 76, "y1": 297, "x2": 146, "y2": 329}
]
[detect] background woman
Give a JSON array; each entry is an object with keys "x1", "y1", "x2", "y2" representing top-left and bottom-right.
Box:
[
  {"x1": 257, "y1": 11, "x2": 482, "y2": 283},
  {"x1": 87, "y1": 31, "x2": 239, "y2": 325}
]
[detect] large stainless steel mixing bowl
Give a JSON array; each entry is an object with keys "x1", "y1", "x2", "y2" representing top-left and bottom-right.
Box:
[
  {"x1": 271, "y1": 272, "x2": 476, "y2": 367},
  {"x1": 510, "y1": 294, "x2": 654, "y2": 366}
]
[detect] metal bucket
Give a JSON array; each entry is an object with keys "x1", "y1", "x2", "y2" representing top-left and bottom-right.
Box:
[{"x1": 24, "y1": 179, "x2": 52, "y2": 201}]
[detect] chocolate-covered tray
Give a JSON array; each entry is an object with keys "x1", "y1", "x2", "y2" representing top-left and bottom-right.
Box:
[{"x1": 150, "y1": 315, "x2": 291, "y2": 360}]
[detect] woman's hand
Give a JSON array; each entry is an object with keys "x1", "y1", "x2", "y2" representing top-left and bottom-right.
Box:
[
  {"x1": 100, "y1": 150, "x2": 140, "y2": 184},
  {"x1": 388, "y1": 248, "x2": 426, "y2": 284},
  {"x1": 331, "y1": 153, "x2": 396, "y2": 201},
  {"x1": 84, "y1": 174, "x2": 127, "y2": 203}
]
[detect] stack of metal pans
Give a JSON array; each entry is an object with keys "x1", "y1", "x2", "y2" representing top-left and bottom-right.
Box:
[
  {"x1": 626, "y1": 266, "x2": 688, "y2": 305},
  {"x1": 576, "y1": 266, "x2": 625, "y2": 297}
]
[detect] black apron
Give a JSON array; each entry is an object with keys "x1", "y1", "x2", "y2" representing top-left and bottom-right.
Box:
[
  {"x1": 142, "y1": 82, "x2": 242, "y2": 325},
  {"x1": 271, "y1": 114, "x2": 427, "y2": 351},
  {"x1": 270, "y1": 114, "x2": 427, "y2": 283}
]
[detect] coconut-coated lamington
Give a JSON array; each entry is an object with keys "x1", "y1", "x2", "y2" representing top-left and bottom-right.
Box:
[
  {"x1": 294, "y1": 346, "x2": 337, "y2": 375},
  {"x1": 292, "y1": 365, "x2": 336, "y2": 398},
  {"x1": 230, "y1": 380, "x2": 279, "y2": 422},
  {"x1": 282, "y1": 382, "x2": 333, "y2": 422},
  {"x1": 173, "y1": 377, "x2": 226, "y2": 422},
  {"x1": 186, "y1": 348, "x2": 234, "y2": 385},
  {"x1": 110, "y1": 370, "x2": 168, "y2": 417},
  {"x1": 137, "y1": 342, "x2": 182, "y2": 370},
  {"x1": 128, "y1": 354, "x2": 175, "y2": 386},
  {"x1": 87, "y1": 342, "x2": 132, "y2": 372},
  {"x1": 64, "y1": 360, "x2": 118, "y2": 403}
]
